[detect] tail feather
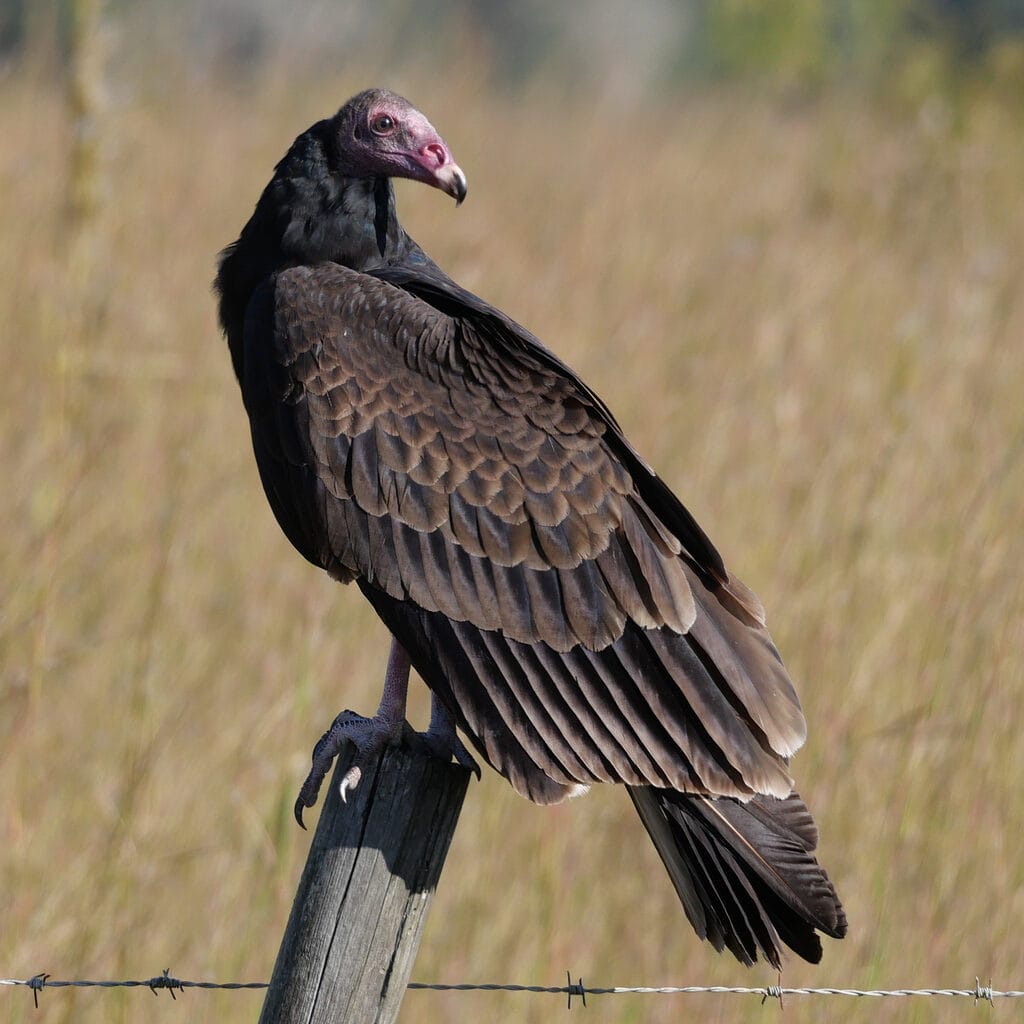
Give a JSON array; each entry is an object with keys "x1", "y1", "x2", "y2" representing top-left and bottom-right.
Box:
[
  {"x1": 669, "y1": 801, "x2": 782, "y2": 965},
  {"x1": 629, "y1": 788, "x2": 846, "y2": 968}
]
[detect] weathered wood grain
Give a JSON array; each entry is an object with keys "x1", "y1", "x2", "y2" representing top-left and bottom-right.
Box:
[{"x1": 258, "y1": 744, "x2": 471, "y2": 1024}]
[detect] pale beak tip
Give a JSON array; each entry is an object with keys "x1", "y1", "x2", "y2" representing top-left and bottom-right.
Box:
[
  {"x1": 452, "y1": 166, "x2": 468, "y2": 206},
  {"x1": 436, "y1": 163, "x2": 467, "y2": 205}
]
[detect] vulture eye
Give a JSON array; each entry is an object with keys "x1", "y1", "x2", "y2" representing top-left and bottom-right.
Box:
[{"x1": 370, "y1": 114, "x2": 396, "y2": 136}]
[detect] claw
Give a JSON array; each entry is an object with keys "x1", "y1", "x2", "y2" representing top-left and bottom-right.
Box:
[
  {"x1": 455, "y1": 740, "x2": 483, "y2": 780},
  {"x1": 338, "y1": 764, "x2": 363, "y2": 803},
  {"x1": 422, "y1": 728, "x2": 481, "y2": 779},
  {"x1": 423, "y1": 692, "x2": 482, "y2": 778}
]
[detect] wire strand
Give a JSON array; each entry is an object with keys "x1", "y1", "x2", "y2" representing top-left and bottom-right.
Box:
[{"x1": 2, "y1": 972, "x2": 1020, "y2": 1008}]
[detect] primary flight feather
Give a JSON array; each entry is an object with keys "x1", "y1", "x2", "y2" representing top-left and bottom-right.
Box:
[{"x1": 215, "y1": 88, "x2": 846, "y2": 968}]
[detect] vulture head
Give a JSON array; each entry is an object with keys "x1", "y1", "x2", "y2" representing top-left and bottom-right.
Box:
[{"x1": 332, "y1": 88, "x2": 467, "y2": 204}]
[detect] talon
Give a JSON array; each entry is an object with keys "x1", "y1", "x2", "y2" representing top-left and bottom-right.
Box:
[
  {"x1": 338, "y1": 764, "x2": 362, "y2": 802},
  {"x1": 454, "y1": 737, "x2": 482, "y2": 779},
  {"x1": 293, "y1": 709, "x2": 360, "y2": 828},
  {"x1": 426, "y1": 729, "x2": 481, "y2": 778},
  {"x1": 425, "y1": 692, "x2": 482, "y2": 778}
]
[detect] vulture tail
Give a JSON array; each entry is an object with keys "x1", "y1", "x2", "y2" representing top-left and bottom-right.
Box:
[{"x1": 629, "y1": 788, "x2": 847, "y2": 968}]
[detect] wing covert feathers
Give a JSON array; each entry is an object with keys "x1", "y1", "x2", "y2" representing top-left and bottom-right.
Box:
[{"x1": 254, "y1": 264, "x2": 703, "y2": 650}]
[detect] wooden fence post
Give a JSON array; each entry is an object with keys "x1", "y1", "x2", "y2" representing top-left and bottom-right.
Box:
[{"x1": 258, "y1": 744, "x2": 471, "y2": 1024}]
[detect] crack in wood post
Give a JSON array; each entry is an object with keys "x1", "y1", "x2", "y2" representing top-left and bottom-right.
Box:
[{"x1": 258, "y1": 744, "x2": 471, "y2": 1024}]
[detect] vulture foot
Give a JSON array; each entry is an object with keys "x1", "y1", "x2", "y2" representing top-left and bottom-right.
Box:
[
  {"x1": 423, "y1": 693, "x2": 482, "y2": 779},
  {"x1": 420, "y1": 728, "x2": 481, "y2": 778},
  {"x1": 293, "y1": 642, "x2": 480, "y2": 829},
  {"x1": 293, "y1": 708, "x2": 411, "y2": 828},
  {"x1": 292, "y1": 703, "x2": 481, "y2": 828}
]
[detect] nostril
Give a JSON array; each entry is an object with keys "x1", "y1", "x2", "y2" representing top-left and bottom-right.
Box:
[{"x1": 422, "y1": 142, "x2": 447, "y2": 168}]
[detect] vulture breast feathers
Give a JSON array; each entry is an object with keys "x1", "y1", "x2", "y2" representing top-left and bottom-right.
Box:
[{"x1": 217, "y1": 88, "x2": 846, "y2": 967}]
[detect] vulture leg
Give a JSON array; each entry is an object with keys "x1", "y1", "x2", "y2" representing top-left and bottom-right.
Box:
[
  {"x1": 293, "y1": 639, "x2": 412, "y2": 827},
  {"x1": 292, "y1": 640, "x2": 480, "y2": 828},
  {"x1": 423, "y1": 693, "x2": 481, "y2": 778}
]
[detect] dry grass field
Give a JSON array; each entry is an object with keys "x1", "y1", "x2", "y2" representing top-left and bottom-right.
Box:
[{"x1": 2, "y1": 53, "x2": 1023, "y2": 1024}]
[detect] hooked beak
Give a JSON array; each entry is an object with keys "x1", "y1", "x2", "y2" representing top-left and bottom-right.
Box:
[
  {"x1": 434, "y1": 162, "x2": 468, "y2": 206},
  {"x1": 403, "y1": 136, "x2": 468, "y2": 205}
]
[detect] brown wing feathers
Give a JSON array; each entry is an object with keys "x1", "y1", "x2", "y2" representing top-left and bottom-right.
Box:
[
  {"x1": 269, "y1": 265, "x2": 700, "y2": 648},
  {"x1": 245, "y1": 260, "x2": 842, "y2": 964},
  {"x1": 248, "y1": 265, "x2": 798, "y2": 804}
]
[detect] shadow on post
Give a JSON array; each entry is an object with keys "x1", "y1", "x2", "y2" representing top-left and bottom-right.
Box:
[{"x1": 259, "y1": 744, "x2": 471, "y2": 1024}]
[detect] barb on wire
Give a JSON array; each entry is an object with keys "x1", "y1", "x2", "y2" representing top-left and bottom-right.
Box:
[
  {"x1": 565, "y1": 970, "x2": 586, "y2": 1009},
  {"x1": 148, "y1": 969, "x2": 184, "y2": 999},
  {"x1": 28, "y1": 974, "x2": 47, "y2": 1010},
  {"x1": 3, "y1": 971, "x2": 1023, "y2": 1007},
  {"x1": 404, "y1": 975, "x2": 1023, "y2": 1002},
  {"x1": 0, "y1": 973, "x2": 269, "y2": 1007}
]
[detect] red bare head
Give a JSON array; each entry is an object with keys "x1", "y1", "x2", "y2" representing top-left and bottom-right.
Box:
[{"x1": 331, "y1": 88, "x2": 467, "y2": 204}]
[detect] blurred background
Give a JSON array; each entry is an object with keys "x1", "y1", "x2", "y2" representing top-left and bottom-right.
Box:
[{"x1": 2, "y1": 1, "x2": 1023, "y2": 1022}]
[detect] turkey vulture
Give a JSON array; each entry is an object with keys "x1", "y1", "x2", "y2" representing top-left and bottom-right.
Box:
[{"x1": 215, "y1": 88, "x2": 846, "y2": 968}]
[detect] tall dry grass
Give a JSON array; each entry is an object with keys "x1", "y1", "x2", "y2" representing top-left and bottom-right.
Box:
[{"x1": 1, "y1": 58, "x2": 1023, "y2": 1024}]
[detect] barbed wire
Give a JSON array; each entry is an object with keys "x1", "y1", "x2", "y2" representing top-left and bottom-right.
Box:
[{"x1": 2, "y1": 970, "x2": 1021, "y2": 1009}]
